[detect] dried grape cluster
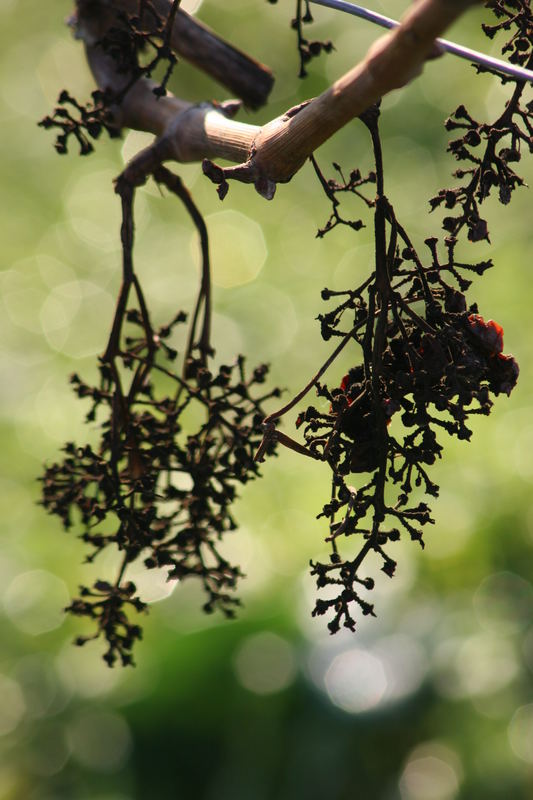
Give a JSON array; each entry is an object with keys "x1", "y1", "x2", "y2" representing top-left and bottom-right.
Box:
[
  {"x1": 41, "y1": 325, "x2": 278, "y2": 666},
  {"x1": 40, "y1": 161, "x2": 279, "y2": 666},
  {"x1": 39, "y1": 0, "x2": 283, "y2": 667},
  {"x1": 257, "y1": 2, "x2": 530, "y2": 635},
  {"x1": 304, "y1": 200, "x2": 519, "y2": 631}
]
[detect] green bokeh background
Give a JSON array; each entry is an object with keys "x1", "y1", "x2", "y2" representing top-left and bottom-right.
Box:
[{"x1": 1, "y1": 1, "x2": 533, "y2": 798}]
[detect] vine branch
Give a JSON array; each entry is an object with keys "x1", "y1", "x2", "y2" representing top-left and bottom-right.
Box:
[{"x1": 74, "y1": 0, "x2": 481, "y2": 198}]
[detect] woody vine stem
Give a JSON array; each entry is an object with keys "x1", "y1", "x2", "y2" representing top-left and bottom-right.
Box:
[{"x1": 39, "y1": 0, "x2": 530, "y2": 663}]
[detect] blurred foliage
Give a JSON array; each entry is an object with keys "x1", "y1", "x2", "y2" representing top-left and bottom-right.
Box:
[{"x1": 1, "y1": 0, "x2": 533, "y2": 798}]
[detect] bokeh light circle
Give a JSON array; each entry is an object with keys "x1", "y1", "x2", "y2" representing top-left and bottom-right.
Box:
[
  {"x1": 3, "y1": 569, "x2": 69, "y2": 636},
  {"x1": 67, "y1": 710, "x2": 132, "y2": 772},
  {"x1": 324, "y1": 648, "x2": 387, "y2": 713},
  {"x1": 196, "y1": 210, "x2": 267, "y2": 288},
  {"x1": 508, "y1": 703, "x2": 533, "y2": 765},
  {"x1": 399, "y1": 742, "x2": 462, "y2": 800},
  {"x1": 234, "y1": 632, "x2": 297, "y2": 695}
]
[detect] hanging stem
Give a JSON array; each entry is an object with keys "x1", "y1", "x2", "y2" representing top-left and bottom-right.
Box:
[{"x1": 154, "y1": 166, "x2": 212, "y2": 370}]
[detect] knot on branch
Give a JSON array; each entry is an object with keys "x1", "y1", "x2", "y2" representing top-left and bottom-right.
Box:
[{"x1": 202, "y1": 159, "x2": 277, "y2": 201}]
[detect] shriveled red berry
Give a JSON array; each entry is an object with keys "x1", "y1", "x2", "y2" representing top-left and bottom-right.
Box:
[
  {"x1": 382, "y1": 398, "x2": 399, "y2": 423},
  {"x1": 488, "y1": 352, "x2": 519, "y2": 396},
  {"x1": 467, "y1": 314, "x2": 504, "y2": 355},
  {"x1": 339, "y1": 372, "x2": 352, "y2": 396},
  {"x1": 339, "y1": 368, "x2": 362, "y2": 407}
]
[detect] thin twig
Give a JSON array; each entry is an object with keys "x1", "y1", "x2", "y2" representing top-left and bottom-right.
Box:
[{"x1": 153, "y1": 165, "x2": 212, "y2": 369}]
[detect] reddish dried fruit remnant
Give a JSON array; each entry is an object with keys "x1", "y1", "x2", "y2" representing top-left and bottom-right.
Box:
[
  {"x1": 466, "y1": 314, "x2": 518, "y2": 396},
  {"x1": 468, "y1": 314, "x2": 504, "y2": 355}
]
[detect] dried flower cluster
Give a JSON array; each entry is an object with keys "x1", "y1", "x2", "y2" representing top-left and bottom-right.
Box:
[
  {"x1": 38, "y1": 88, "x2": 120, "y2": 156},
  {"x1": 38, "y1": 0, "x2": 180, "y2": 157},
  {"x1": 268, "y1": 0, "x2": 334, "y2": 78}
]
